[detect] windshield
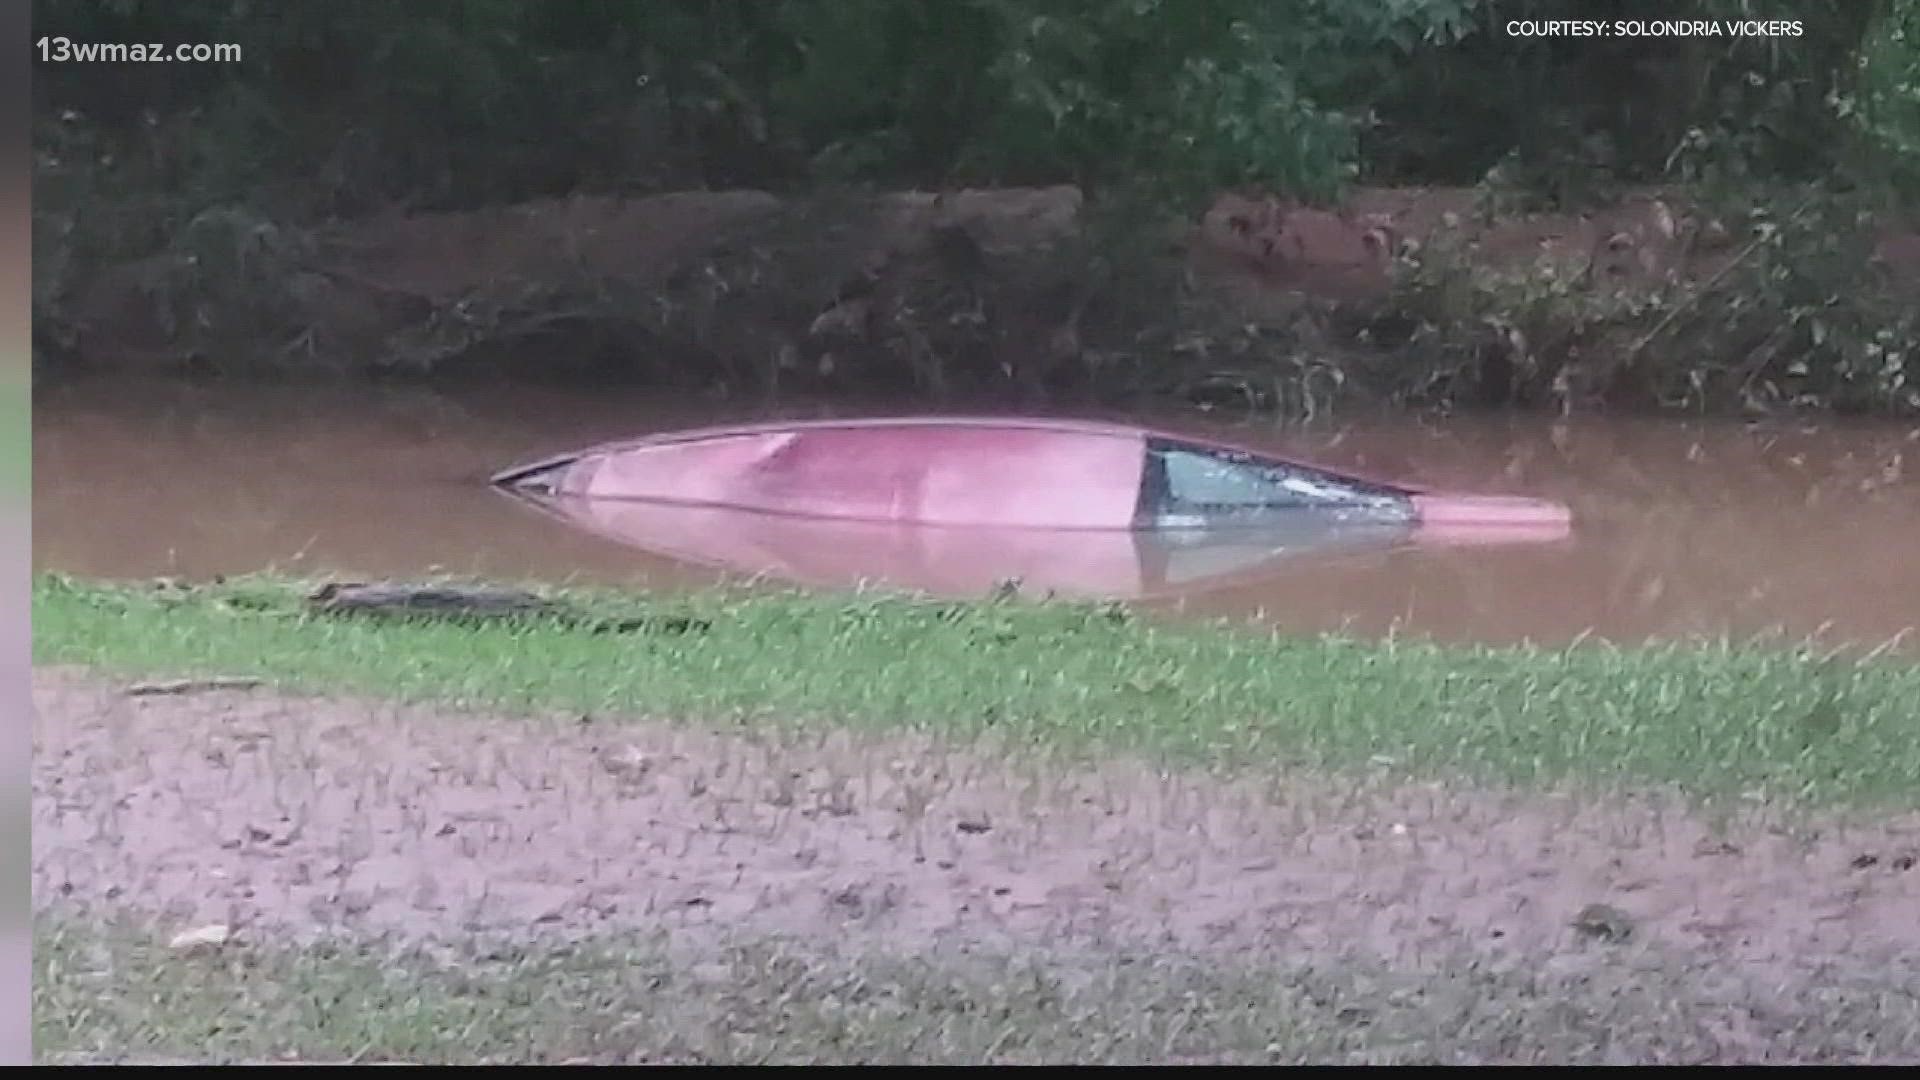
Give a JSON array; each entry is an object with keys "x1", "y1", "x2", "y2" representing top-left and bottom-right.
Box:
[{"x1": 1137, "y1": 438, "x2": 1413, "y2": 526}]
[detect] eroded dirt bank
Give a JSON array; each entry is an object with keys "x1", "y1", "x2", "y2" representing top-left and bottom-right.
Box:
[
  {"x1": 49, "y1": 184, "x2": 1920, "y2": 414},
  {"x1": 32, "y1": 667, "x2": 1920, "y2": 982}
]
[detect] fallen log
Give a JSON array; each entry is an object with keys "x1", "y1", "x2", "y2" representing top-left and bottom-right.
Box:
[
  {"x1": 305, "y1": 581, "x2": 708, "y2": 635},
  {"x1": 124, "y1": 676, "x2": 264, "y2": 697}
]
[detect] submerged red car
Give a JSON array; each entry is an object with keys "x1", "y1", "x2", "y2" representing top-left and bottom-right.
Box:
[{"x1": 493, "y1": 416, "x2": 1573, "y2": 536}]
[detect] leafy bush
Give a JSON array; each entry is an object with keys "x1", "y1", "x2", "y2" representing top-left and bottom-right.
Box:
[
  {"x1": 1364, "y1": 184, "x2": 1916, "y2": 416},
  {"x1": 1850, "y1": 0, "x2": 1920, "y2": 200}
]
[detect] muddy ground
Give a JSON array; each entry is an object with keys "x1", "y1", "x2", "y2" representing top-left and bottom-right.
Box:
[{"x1": 32, "y1": 666, "x2": 1920, "y2": 991}]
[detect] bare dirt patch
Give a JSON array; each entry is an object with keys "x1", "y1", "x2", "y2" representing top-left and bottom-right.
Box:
[{"x1": 31, "y1": 666, "x2": 1920, "y2": 978}]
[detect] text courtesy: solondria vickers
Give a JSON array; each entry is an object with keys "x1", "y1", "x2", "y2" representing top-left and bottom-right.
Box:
[{"x1": 1505, "y1": 20, "x2": 1804, "y2": 38}]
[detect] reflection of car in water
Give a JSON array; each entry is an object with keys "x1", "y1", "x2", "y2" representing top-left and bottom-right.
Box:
[
  {"x1": 493, "y1": 417, "x2": 1573, "y2": 600},
  {"x1": 497, "y1": 493, "x2": 1439, "y2": 601}
]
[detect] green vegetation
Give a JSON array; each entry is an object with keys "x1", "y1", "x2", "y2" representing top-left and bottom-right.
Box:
[
  {"x1": 35, "y1": 915, "x2": 1920, "y2": 1065},
  {"x1": 1855, "y1": 0, "x2": 1920, "y2": 195},
  {"x1": 31, "y1": 574, "x2": 1920, "y2": 809},
  {"x1": 30, "y1": 1, "x2": 1920, "y2": 415},
  {"x1": 31, "y1": 0, "x2": 1910, "y2": 210},
  {"x1": 1380, "y1": 190, "x2": 1920, "y2": 414}
]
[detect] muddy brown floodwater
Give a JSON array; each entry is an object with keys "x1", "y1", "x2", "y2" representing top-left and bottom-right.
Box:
[{"x1": 31, "y1": 375, "x2": 1920, "y2": 650}]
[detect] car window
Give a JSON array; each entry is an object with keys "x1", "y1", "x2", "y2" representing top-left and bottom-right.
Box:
[{"x1": 1141, "y1": 438, "x2": 1410, "y2": 522}]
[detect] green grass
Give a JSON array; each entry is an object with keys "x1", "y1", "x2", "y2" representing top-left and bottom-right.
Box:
[
  {"x1": 34, "y1": 915, "x2": 1920, "y2": 1065},
  {"x1": 29, "y1": 573, "x2": 1920, "y2": 809}
]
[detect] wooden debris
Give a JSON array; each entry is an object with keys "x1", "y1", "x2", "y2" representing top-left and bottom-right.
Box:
[
  {"x1": 306, "y1": 580, "x2": 710, "y2": 635},
  {"x1": 308, "y1": 581, "x2": 556, "y2": 618},
  {"x1": 125, "y1": 676, "x2": 263, "y2": 697}
]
